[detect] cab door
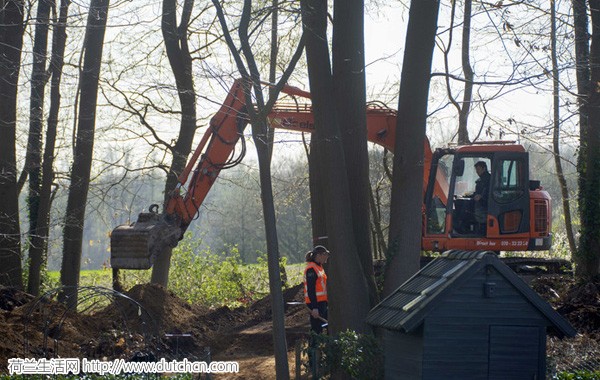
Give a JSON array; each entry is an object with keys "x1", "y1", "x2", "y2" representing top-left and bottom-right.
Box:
[{"x1": 487, "y1": 152, "x2": 530, "y2": 236}]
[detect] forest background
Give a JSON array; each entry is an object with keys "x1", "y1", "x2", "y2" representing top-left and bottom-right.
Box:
[
  {"x1": 2, "y1": 0, "x2": 579, "y2": 272},
  {"x1": 3, "y1": 0, "x2": 597, "y2": 375}
]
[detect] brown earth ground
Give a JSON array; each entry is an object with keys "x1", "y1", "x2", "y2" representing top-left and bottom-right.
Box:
[{"x1": 0, "y1": 274, "x2": 599, "y2": 379}]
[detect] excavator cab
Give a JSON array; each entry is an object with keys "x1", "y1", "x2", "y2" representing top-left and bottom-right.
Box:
[{"x1": 423, "y1": 144, "x2": 552, "y2": 252}]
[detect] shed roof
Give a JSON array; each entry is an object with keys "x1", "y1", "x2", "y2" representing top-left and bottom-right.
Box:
[{"x1": 366, "y1": 250, "x2": 576, "y2": 337}]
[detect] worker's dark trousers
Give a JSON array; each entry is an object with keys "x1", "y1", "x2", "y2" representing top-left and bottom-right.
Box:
[
  {"x1": 309, "y1": 301, "x2": 328, "y2": 334},
  {"x1": 308, "y1": 301, "x2": 328, "y2": 377}
]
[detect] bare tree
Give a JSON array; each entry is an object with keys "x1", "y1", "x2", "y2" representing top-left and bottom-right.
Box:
[
  {"x1": 30, "y1": 0, "x2": 70, "y2": 294},
  {"x1": 573, "y1": 0, "x2": 590, "y2": 194},
  {"x1": 213, "y1": 0, "x2": 305, "y2": 377},
  {"x1": 576, "y1": 0, "x2": 600, "y2": 279},
  {"x1": 383, "y1": 0, "x2": 440, "y2": 296},
  {"x1": 60, "y1": 0, "x2": 110, "y2": 307},
  {"x1": 572, "y1": 0, "x2": 590, "y2": 275},
  {"x1": 300, "y1": 0, "x2": 372, "y2": 334},
  {"x1": 551, "y1": 0, "x2": 577, "y2": 258},
  {"x1": 458, "y1": 0, "x2": 474, "y2": 144},
  {"x1": 150, "y1": 0, "x2": 197, "y2": 286},
  {"x1": 26, "y1": 0, "x2": 69, "y2": 295},
  {"x1": 441, "y1": 0, "x2": 473, "y2": 145},
  {"x1": 18, "y1": 0, "x2": 51, "y2": 195},
  {"x1": 0, "y1": 0, "x2": 26, "y2": 288},
  {"x1": 332, "y1": 0, "x2": 379, "y2": 306}
]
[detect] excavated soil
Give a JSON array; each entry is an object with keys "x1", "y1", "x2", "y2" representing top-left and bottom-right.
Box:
[
  {"x1": 0, "y1": 283, "x2": 309, "y2": 378},
  {"x1": 0, "y1": 274, "x2": 599, "y2": 378}
]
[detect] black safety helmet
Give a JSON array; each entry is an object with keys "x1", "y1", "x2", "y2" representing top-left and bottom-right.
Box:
[
  {"x1": 306, "y1": 245, "x2": 330, "y2": 262},
  {"x1": 312, "y1": 245, "x2": 330, "y2": 255}
]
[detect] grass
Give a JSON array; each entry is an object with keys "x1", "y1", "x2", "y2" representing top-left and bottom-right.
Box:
[
  {"x1": 47, "y1": 270, "x2": 115, "y2": 287},
  {"x1": 45, "y1": 262, "x2": 304, "y2": 308}
]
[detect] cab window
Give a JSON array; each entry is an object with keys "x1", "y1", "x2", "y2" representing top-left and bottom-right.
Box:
[
  {"x1": 492, "y1": 159, "x2": 525, "y2": 203},
  {"x1": 455, "y1": 156, "x2": 490, "y2": 198},
  {"x1": 426, "y1": 154, "x2": 454, "y2": 234}
]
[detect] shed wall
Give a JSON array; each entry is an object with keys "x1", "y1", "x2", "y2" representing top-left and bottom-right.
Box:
[
  {"x1": 421, "y1": 266, "x2": 549, "y2": 380},
  {"x1": 384, "y1": 328, "x2": 423, "y2": 380}
]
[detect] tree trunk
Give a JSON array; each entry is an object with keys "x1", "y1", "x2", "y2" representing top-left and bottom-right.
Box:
[
  {"x1": 60, "y1": 0, "x2": 110, "y2": 307},
  {"x1": 212, "y1": 0, "x2": 305, "y2": 376},
  {"x1": 309, "y1": 138, "x2": 329, "y2": 247},
  {"x1": 267, "y1": 3, "x2": 291, "y2": 377},
  {"x1": 28, "y1": 0, "x2": 71, "y2": 294},
  {"x1": 0, "y1": 0, "x2": 26, "y2": 289},
  {"x1": 457, "y1": 0, "x2": 473, "y2": 145},
  {"x1": 332, "y1": 0, "x2": 379, "y2": 307},
  {"x1": 576, "y1": 0, "x2": 600, "y2": 279},
  {"x1": 383, "y1": 0, "x2": 440, "y2": 297},
  {"x1": 301, "y1": 0, "x2": 371, "y2": 334},
  {"x1": 254, "y1": 121, "x2": 290, "y2": 379},
  {"x1": 25, "y1": 0, "x2": 52, "y2": 294},
  {"x1": 152, "y1": 0, "x2": 197, "y2": 286},
  {"x1": 572, "y1": 0, "x2": 590, "y2": 272},
  {"x1": 551, "y1": 0, "x2": 577, "y2": 258}
]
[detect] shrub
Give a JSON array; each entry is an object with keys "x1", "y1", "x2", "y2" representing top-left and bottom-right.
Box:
[
  {"x1": 555, "y1": 371, "x2": 600, "y2": 380},
  {"x1": 308, "y1": 330, "x2": 383, "y2": 380},
  {"x1": 167, "y1": 234, "x2": 270, "y2": 307}
]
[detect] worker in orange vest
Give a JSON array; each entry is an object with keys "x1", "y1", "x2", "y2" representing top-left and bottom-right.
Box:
[{"x1": 304, "y1": 245, "x2": 329, "y2": 334}]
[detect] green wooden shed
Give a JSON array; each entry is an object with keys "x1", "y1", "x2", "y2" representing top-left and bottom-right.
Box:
[{"x1": 367, "y1": 250, "x2": 576, "y2": 380}]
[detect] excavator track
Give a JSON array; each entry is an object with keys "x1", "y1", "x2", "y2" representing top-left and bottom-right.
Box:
[
  {"x1": 501, "y1": 256, "x2": 571, "y2": 275},
  {"x1": 419, "y1": 255, "x2": 571, "y2": 275}
]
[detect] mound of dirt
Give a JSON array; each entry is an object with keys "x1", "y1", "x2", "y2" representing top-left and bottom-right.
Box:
[
  {"x1": 0, "y1": 287, "x2": 34, "y2": 312},
  {"x1": 97, "y1": 283, "x2": 205, "y2": 334},
  {"x1": 531, "y1": 275, "x2": 600, "y2": 337},
  {"x1": 558, "y1": 281, "x2": 600, "y2": 337},
  {"x1": 0, "y1": 288, "x2": 107, "y2": 366}
]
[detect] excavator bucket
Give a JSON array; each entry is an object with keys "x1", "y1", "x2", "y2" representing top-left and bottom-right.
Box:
[{"x1": 110, "y1": 211, "x2": 181, "y2": 270}]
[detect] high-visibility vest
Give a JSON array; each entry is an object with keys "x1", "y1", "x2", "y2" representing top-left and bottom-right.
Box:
[{"x1": 304, "y1": 262, "x2": 328, "y2": 304}]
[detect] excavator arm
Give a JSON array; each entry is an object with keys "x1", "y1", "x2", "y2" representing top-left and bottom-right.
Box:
[
  {"x1": 110, "y1": 79, "x2": 439, "y2": 269},
  {"x1": 111, "y1": 79, "x2": 249, "y2": 269}
]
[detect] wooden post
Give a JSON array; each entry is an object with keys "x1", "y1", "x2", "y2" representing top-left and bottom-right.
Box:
[{"x1": 295, "y1": 340, "x2": 302, "y2": 379}]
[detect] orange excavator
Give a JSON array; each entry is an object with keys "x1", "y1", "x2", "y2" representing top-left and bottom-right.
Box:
[{"x1": 110, "y1": 79, "x2": 552, "y2": 269}]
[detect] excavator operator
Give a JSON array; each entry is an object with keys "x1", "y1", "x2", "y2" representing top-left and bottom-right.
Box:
[{"x1": 473, "y1": 161, "x2": 491, "y2": 234}]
